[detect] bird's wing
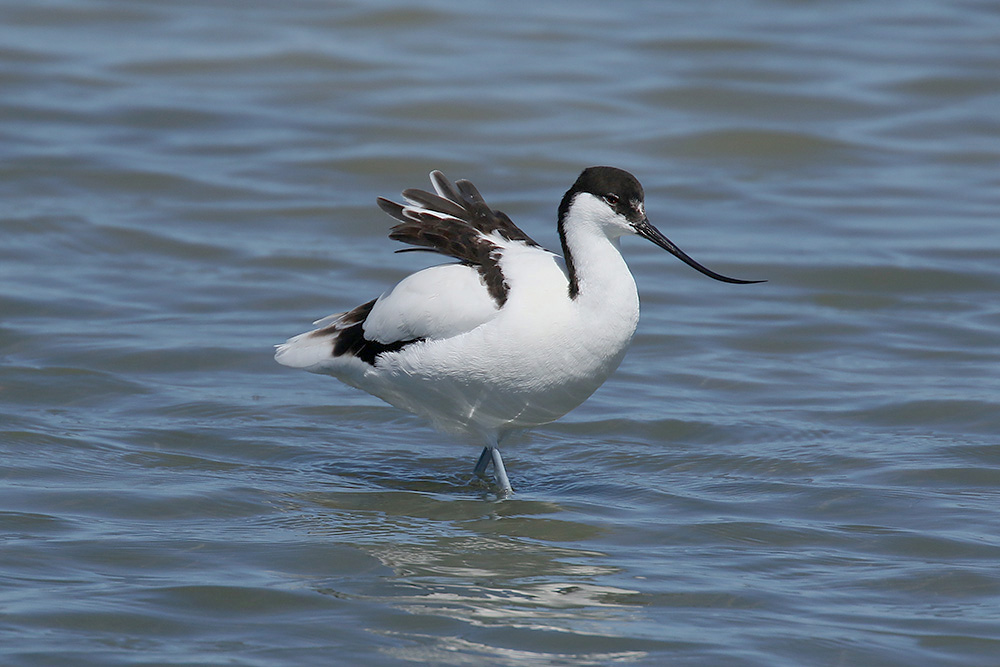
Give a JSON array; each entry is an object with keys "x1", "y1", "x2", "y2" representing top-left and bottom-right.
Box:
[
  {"x1": 276, "y1": 171, "x2": 535, "y2": 371},
  {"x1": 363, "y1": 262, "x2": 500, "y2": 343},
  {"x1": 376, "y1": 170, "x2": 541, "y2": 306},
  {"x1": 274, "y1": 263, "x2": 499, "y2": 370}
]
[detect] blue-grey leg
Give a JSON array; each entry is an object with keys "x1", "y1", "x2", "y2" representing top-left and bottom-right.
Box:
[
  {"x1": 473, "y1": 446, "x2": 492, "y2": 476},
  {"x1": 472, "y1": 444, "x2": 513, "y2": 496},
  {"x1": 490, "y1": 447, "x2": 512, "y2": 496}
]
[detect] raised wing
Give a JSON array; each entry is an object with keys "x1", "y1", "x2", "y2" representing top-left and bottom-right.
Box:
[{"x1": 376, "y1": 171, "x2": 540, "y2": 306}]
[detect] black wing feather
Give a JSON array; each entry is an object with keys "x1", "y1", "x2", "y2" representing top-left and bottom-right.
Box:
[{"x1": 376, "y1": 171, "x2": 542, "y2": 306}]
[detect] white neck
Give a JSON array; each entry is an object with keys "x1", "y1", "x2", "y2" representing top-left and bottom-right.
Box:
[
  {"x1": 559, "y1": 194, "x2": 638, "y2": 304},
  {"x1": 556, "y1": 193, "x2": 642, "y2": 369}
]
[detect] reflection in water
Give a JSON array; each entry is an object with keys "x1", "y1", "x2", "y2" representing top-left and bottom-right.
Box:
[
  {"x1": 371, "y1": 542, "x2": 646, "y2": 665},
  {"x1": 381, "y1": 635, "x2": 647, "y2": 666},
  {"x1": 286, "y1": 490, "x2": 648, "y2": 664}
]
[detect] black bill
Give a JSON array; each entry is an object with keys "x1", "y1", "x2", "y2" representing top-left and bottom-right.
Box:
[{"x1": 634, "y1": 218, "x2": 764, "y2": 285}]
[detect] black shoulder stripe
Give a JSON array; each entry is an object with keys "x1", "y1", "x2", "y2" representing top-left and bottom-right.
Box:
[{"x1": 311, "y1": 299, "x2": 423, "y2": 366}]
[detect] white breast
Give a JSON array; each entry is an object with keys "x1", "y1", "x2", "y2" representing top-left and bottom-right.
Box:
[{"x1": 362, "y1": 244, "x2": 642, "y2": 437}]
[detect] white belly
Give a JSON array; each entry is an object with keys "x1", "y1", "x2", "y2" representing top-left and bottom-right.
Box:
[{"x1": 359, "y1": 251, "x2": 641, "y2": 439}]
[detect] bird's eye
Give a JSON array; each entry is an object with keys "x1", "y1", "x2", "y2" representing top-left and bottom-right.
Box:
[{"x1": 603, "y1": 193, "x2": 620, "y2": 206}]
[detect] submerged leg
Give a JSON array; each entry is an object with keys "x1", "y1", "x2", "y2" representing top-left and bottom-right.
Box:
[
  {"x1": 473, "y1": 446, "x2": 492, "y2": 476},
  {"x1": 490, "y1": 447, "x2": 512, "y2": 496},
  {"x1": 471, "y1": 442, "x2": 513, "y2": 496}
]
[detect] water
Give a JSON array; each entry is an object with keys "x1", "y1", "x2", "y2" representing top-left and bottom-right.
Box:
[{"x1": 3, "y1": 0, "x2": 1000, "y2": 664}]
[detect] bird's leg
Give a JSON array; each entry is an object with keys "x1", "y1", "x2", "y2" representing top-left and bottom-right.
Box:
[
  {"x1": 473, "y1": 446, "x2": 492, "y2": 476},
  {"x1": 490, "y1": 447, "x2": 512, "y2": 496},
  {"x1": 472, "y1": 444, "x2": 513, "y2": 496}
]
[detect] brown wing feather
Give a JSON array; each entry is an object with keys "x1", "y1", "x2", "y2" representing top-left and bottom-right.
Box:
[
  {"x1": 385, "y1": 210, "x2": 508, "y2": 304},
  {"x1": 379, "y1": 171, "x2": 540, "y2": 249},
  {"x1": 375, "y1": 171, "x2": 542, "y2": 306}
]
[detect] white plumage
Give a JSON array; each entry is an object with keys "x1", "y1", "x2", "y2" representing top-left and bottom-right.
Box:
[{"x1": 276, "y1": 167, "x2": 760, "y2": 495}]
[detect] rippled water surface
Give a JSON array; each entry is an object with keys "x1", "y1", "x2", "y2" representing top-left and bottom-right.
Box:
[{"x1": 3, "y1": 1, "x2": 1000, "y2": 665}]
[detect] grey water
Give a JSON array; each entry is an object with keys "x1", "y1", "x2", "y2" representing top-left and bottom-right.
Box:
[{"x1": 3, "y1": 1, "x2": 1000, "y2": 665}]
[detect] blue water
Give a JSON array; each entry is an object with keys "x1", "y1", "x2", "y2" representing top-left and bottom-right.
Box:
[{"x1": 3, "y1": 1, "x2": 1000, "y2": 665}]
